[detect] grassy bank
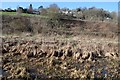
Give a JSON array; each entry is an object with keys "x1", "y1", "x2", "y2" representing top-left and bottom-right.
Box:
[{"x1": 0, "y1": 12, "x2": 49, "y2": 18}]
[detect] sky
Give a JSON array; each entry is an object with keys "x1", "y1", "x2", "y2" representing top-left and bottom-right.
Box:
[{"x1": 1, "y1": 2, "x2": 118, "y2": 12}]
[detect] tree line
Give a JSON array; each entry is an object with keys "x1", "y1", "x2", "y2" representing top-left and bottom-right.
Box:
[{"x1": 1, "y1": 3, "x2": 117, "y2": 22}]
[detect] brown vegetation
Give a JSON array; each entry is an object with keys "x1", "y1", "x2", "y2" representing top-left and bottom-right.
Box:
[
  {"x1": 2, "y1": 15, "x2": 118, "y2": 38},
  {"x1": 1, "y1": 34, "x2": 119, "y2": 79},
  {"x1": 1, "y1": 15, "x2": 119, "y2": 79}
]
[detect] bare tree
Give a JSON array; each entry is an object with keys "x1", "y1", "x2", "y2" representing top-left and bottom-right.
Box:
[
  {"x1": 28, "y1": 4, "x2": 33, "y2": 13},
  {"x1": 40, "y1": 8, "x2": 47, "y2": 15},
  {"x1": 48, "y1": 3, "x2": 59, "y2": 13},
  {"x1": 16, "y1": 6, "x2": 23, "y2": 15}
]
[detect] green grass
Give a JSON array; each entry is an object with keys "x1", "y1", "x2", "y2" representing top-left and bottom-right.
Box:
[
  {"x1": 0, "y1": 12, "x2": 49, "y2": 18},
  {"x1": 0, "y1": 12, "x2": 16, "y2": 15}
]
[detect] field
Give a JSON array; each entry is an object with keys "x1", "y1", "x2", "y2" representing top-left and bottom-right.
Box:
[
  {"x1": 0, "y1": 12, "x2": 48, "y2": 18},
  {"x1": 1, "y1": 14, "x2": 120, "y2": 79}
]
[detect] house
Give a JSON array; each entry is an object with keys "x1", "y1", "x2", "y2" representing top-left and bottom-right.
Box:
[{"x1": 32, "y1": 9, "x2": 40, "y2": 15}]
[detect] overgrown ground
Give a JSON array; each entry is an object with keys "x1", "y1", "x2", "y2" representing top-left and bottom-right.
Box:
[
  {"x1": 1, "y1": 33, "x2": 119, "y2": 80},
  {"x1": 1, "y1": 15, "x2": 120, "y2": 80}
]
